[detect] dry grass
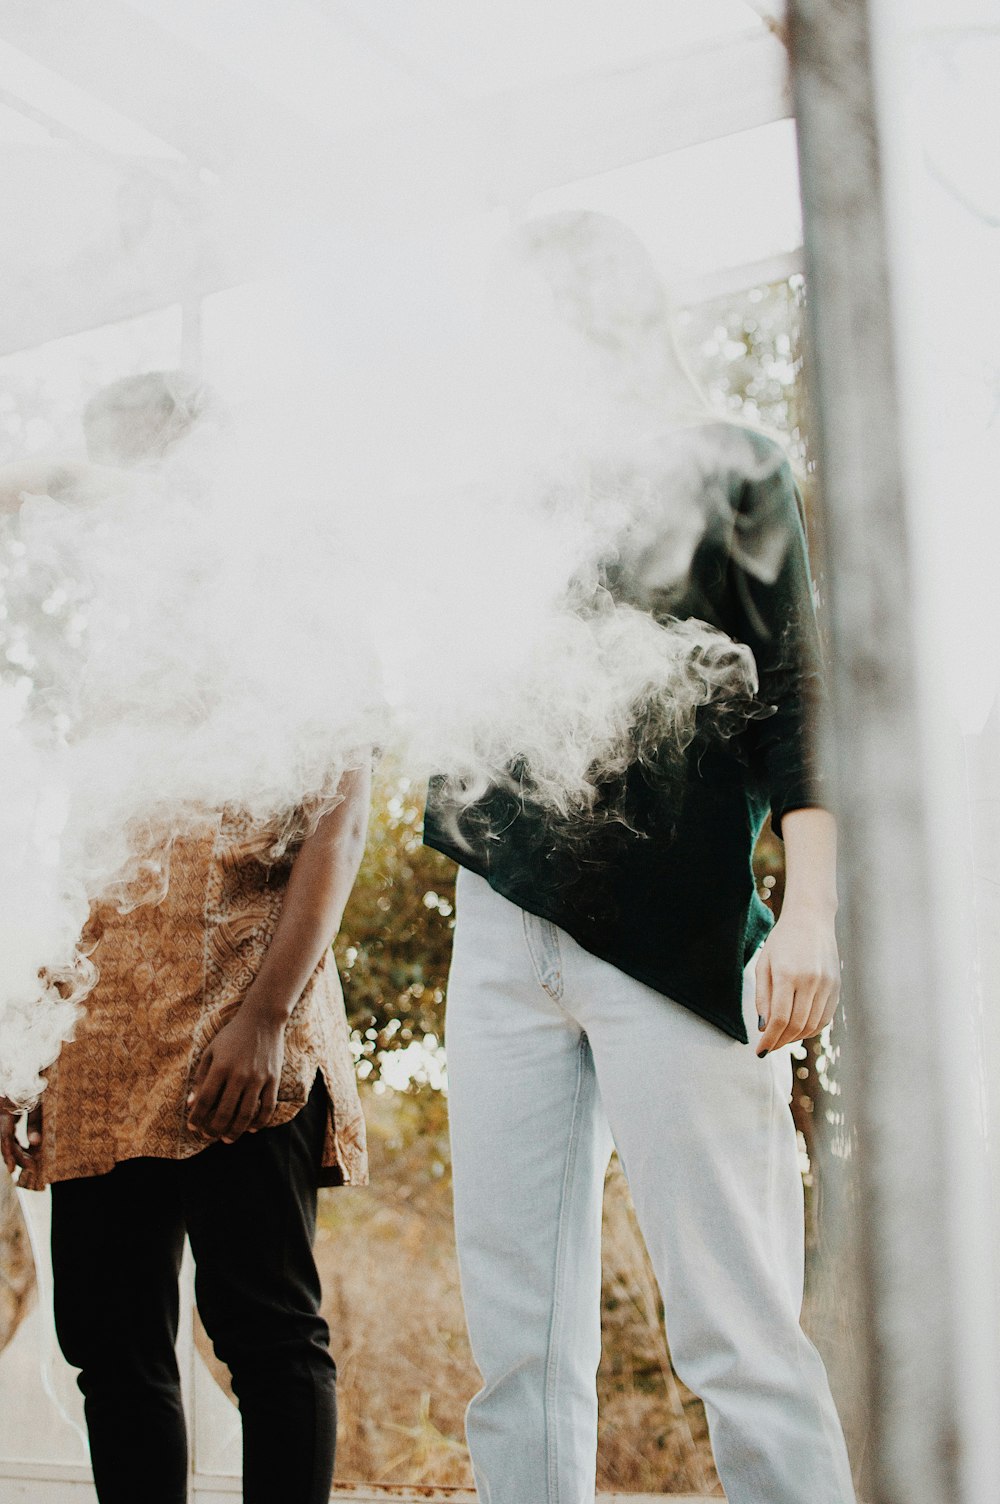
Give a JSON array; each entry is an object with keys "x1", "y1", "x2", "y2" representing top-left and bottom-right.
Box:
[{"x1": 319, "y1": 1089, "x2": 473, "y2": 1487}]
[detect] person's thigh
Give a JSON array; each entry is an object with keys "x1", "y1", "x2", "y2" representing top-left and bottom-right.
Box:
[
  {"x1": 445, "y1": 871, "x2": 613, "y2": 1499},
  {"x1": 182, "y1": 1077, "x2": 336, "y2": 1504},
  {"x1": 51, "y1": 1157, "x2": 186, "y2": 1380},
  {"x1": 180, "y1": 1074, "x2": 331, "y2": 1362},
  {"x1": 446, "y1": 872, "x2": 612, "y2": 1341},
  {"x1": 51, "y1": 1159, "x2": 189, "y2": 1504},
  {"x1": 569, "y1": 943, "x2": 855, "y2": 1504},
  {"x1": 568, "y1": 944, "x2": 806, "y2": 1345}
]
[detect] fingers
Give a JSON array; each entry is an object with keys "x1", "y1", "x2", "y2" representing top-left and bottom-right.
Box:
[
  {"x1": 1, "y1": 1111, "x2": 38, "y2": 1176},
  {"x1": 219, "y1": 1084, "x2": 262, "y2": 1145},
  {"x1": 794, "y1": 966, "x2": 840, "y2": 1045},
  {"x1": 26, "y1": 1104, "x2": 43, "y2": 1149},
  {"x1": 754, "y1": 948, "x2": 772, "y2": 1047},
  {"x1": 187, "y1": 1052, "x2": 259, "y2": 1143},
  {"x1": 757, "y1": 962, "x2": 797, "y2": 1056},
  {"x1": 186, "y1": 1053, "x2": 223, "y2": 1138},
  {"x1": 248, "y1": 1081, "x2": 278, "y2": 1134},
  {"x1": 189, "y1": 1046, "x2": 212, "y2": 1098},
  {"x1": 207, "y1": 1075, "x2": 249, "y2": 1142},
  {"x1": 757, "y1": 969, "x2": 840, "y2": 1056},
  {"x1": 186, "y1": 1050, "x2": 274, "y2": 1146},
  {"x1": 819, "y1": 969, "x2": 842, "y2": 1034}
]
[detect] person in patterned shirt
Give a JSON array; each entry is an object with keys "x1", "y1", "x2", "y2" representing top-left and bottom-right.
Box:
[{"x1": 0, "y1": 373, "x2": 370, "y2": 1504}]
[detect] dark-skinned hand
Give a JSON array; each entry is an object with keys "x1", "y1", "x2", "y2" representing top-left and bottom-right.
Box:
[
  {"x1": 186, "y1": 1010, "x2": 286, "y2": 1145},
  {"x1": 1, "y1": 1102, "x2": 43, "y2": 1180}
]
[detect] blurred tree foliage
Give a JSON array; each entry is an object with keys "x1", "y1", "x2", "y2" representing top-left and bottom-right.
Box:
[
  {"x1": 678, "y1": 273, "x2": 809, "y2": 470},
  {"x1": 335, "y1": 768, "x2": 457, "y2": 1086}
]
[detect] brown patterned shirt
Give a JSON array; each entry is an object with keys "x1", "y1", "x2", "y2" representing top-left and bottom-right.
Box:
[{"x1": 21, "y1": 809, "x2": 368, "y2": 1191}]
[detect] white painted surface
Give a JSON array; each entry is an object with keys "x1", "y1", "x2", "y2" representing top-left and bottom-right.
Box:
[
  {"x1": 0, "y1": 1194, "x2": 88, "y2": 1470},
  {"x1": 867, "y1": 1, "x2": 1000, "y2": 1498},
  {"x1": 0, "y1": 1, "x2": 801, "y2": 356}
]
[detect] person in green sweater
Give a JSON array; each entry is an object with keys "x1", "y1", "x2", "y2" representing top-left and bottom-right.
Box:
[{"x1": 425, "y1": 212, "x2": 856, "y2": 1504}]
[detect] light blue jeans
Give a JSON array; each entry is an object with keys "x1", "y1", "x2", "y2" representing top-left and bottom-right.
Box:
[{"x1": 445, "y1": 868, "x2": 856, "y2": 1504}]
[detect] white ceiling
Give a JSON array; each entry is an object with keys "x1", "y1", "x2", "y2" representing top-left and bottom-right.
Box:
[
  {"x1": 0, "y1": 0, "x2": 800, "y2": 354},
  {"x1": 328, "y1": 0, "x2": 767, "y2": 100}
]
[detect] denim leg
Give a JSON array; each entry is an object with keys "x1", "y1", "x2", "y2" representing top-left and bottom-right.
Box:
[
  {"x1": 568, "y1": 939, "x2": 857, "y2": 1504},
  {"x1": 445, "y1": 871, "x2": 613, "y2": 1504}
]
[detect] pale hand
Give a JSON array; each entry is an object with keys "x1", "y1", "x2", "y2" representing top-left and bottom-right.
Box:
[{"x1": 755, "y1": 904, "x2": 840, "y2": 1057}]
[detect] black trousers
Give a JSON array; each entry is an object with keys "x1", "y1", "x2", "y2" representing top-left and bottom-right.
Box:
[{"x1": 50, "y1": 1077, "x2": 336, "y2": 1504}]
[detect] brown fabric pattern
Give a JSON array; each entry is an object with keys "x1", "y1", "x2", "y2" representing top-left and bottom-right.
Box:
[{"x1": 21, "y1": 809, "x2": 368, "y2": 1191}]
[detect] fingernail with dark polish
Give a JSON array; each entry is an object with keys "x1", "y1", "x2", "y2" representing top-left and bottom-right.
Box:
[
  {"x1": 757, "y1": 1014, "x2": 765, "y2": 1031},
  {"x1": 757, "y1": 1049, "x2": 769, "y2": 1058}
]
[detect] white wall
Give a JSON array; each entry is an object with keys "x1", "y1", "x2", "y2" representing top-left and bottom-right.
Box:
[{"x1": 868, "y1": 1, "x2": 1000, "y2": 1496}]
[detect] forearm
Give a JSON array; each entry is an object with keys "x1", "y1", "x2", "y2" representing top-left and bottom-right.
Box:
[
  {"x1": 756, "y1": 807, "x2": 840, "y2": 1053},
  {"x1": 242, "y1": 763, "x2": 371, "y2": 1024},
  {"x1": 778, "y1": 806, "x2": 838, "y2": 917},
  {"x1": 0, "y1": 458, "x2": 135, "y2": 513},
  {"x1": 0, "y1": 461, "x2": 57, "y2": 514}
]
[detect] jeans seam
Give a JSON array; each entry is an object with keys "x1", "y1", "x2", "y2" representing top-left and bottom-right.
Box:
[
  {"x1": 521, "y1": 910, "x2": 564, "y2": 1000},
  {"x1": 543, "y1": 1032, "x2": 590, "y2": 1504}
]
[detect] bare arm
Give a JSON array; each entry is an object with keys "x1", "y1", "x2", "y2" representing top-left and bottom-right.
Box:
[
  {"x1": 0, "y1": 458, "x2": 134, "y2": 514},
  {"x1": 755, "y1": 806, "x2": 840, "y2": 1057},
  {"x1": 239, "y1": 765, "x2": 372, "y2": 1025},
  {"x1": 186, "y1": 763, "x2": 372, "y2": 1142}
]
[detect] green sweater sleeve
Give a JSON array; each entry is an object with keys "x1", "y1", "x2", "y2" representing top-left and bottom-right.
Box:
[{"x1": 725, "y1": 441, "x2": 827, "y2": 839}]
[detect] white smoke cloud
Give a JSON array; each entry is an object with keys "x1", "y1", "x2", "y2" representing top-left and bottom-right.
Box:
[{"x1": 0, "y1": 207, "x2": 779, "y2": 1108}]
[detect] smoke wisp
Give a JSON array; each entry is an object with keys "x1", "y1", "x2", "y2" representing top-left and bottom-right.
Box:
[{"x1": 0, "y1": 212, "x2": 790, "y2": 1106}]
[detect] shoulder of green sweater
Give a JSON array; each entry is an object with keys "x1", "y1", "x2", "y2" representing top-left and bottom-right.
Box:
[
  {"x1": 678, "y1": 419, "x2": 796, "y2": 513},
  {"x1": 680, "y1": 421, "x2": 803, "y2": 576},
  {"x1": 682, "y1": 416, "x2": 788, "y2": 461}
]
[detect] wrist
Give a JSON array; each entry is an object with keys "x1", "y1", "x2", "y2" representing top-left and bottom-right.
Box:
[
  {"x1": 240, "y1": 983, "x2": 296, "y2": 1027},
  {"x1": 778, "y1": 891, "x2": 838, "y2": 921}
]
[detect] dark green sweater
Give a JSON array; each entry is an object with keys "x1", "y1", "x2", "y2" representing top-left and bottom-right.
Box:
[{"x1": 424, "y1": 425, "x2": 825, "y2": 1042}]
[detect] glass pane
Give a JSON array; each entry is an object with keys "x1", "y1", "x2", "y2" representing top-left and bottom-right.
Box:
[
  {"x1": 0, "y1": 1187, "x2": 90, "y2": 1467},
  {"x1": 0, "y1": 306, "x2": 183, "y2": 1480},
  {"x1": 530, "y1": 119, "x2": 803, "y2": 293}
]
